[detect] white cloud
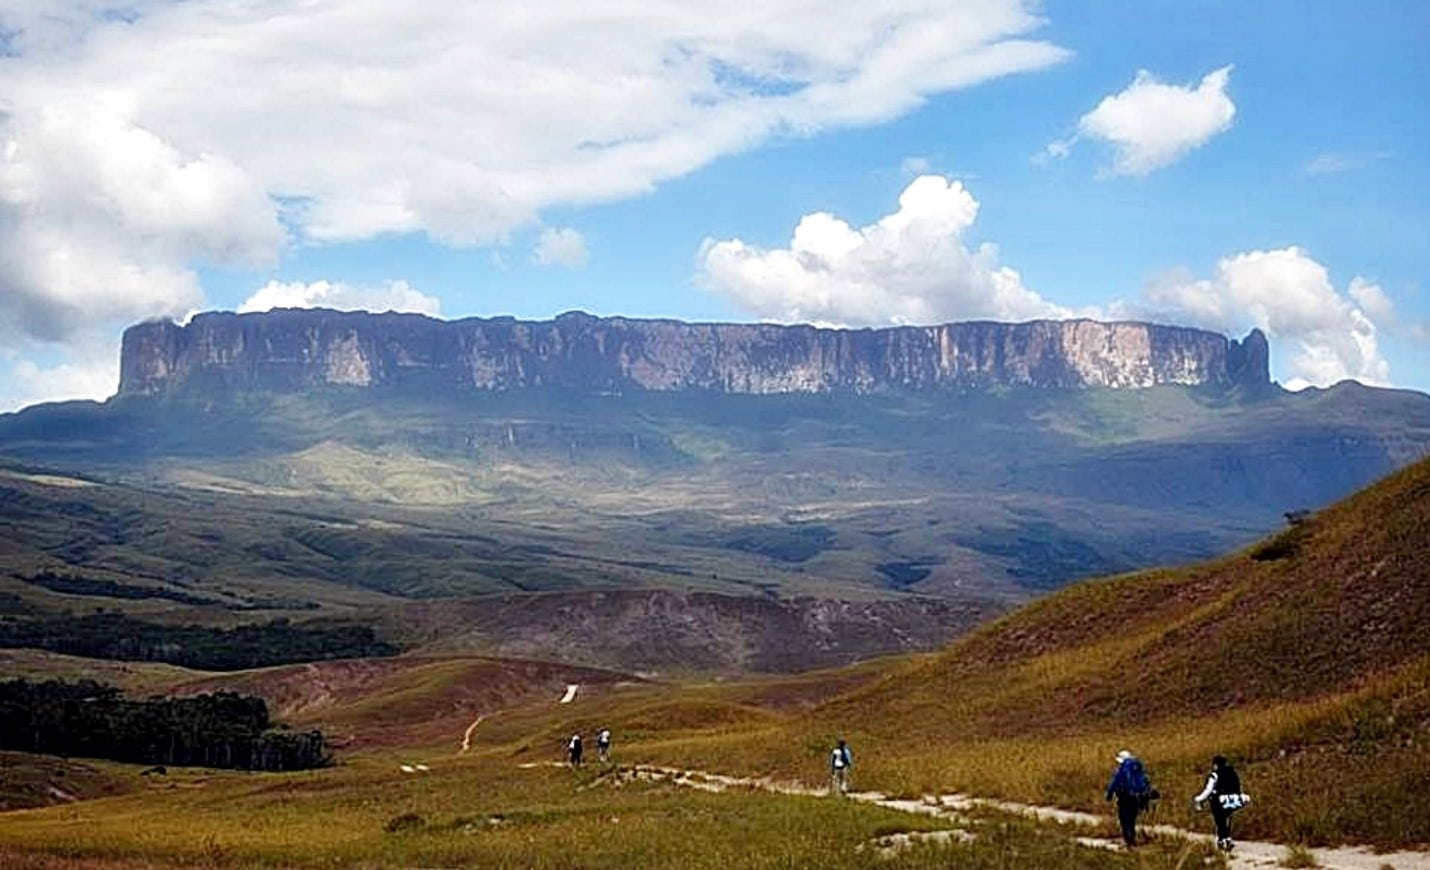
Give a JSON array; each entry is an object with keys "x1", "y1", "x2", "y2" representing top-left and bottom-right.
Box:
[
  {"x1": 0, "y1": 0, "x2": 1068, "y2": 349},
  {"x1": 0, "y1": 337, "x2": 120, "y2": 412},
  {"x1": 698, "y1": 174, "x2": 1077, "y2": 326},
  {"x1": 900, "y1": 156, "x2": 934, "y2": 175},
  {"x1": 1304, "y1": 153, "x2": 1358, "y2": 176},
  {"x1": 1144, "y1": 247, "x2": 1390, "y2": 388},
  {"x1": 1048, "y1": 66, "x2": 1235, "y2": 176},
  {"x1": 1304, "y1": 151, "x2": 1390, "y2": 176},
  {"x1": 0, "y1": 97, "x2": 281, "y2": 341},
  {"x1": 533, "y1": 227, "x2": 589, "y2": 269},
  {"x1": 1348, "y1": 277, "x2": 1394, "y2": 323},
  {"x1": 237, "y1": 280, "x2": 441, "y2": 317}
]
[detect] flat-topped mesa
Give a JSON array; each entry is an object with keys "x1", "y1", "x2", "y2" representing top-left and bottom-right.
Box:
[{"x1": 117, "y1": 309, "x2": 1272, "y2": 397}]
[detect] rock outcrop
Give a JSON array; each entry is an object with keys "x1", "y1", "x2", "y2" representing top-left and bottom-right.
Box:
[{"x1": 118, "y1": 309, "x2": 1271, "y2": 397}]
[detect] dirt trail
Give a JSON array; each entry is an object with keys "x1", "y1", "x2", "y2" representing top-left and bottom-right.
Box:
[
  {"x1": 459, "y1": 715, "x2": 485, "y2": 753},
  {"x1": 627, "y1": 765, "x2": 1430, "y2": 870}
]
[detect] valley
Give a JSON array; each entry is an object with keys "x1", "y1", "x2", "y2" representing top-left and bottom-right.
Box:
[
  {"x1": 0, "y1": 452, "x2": 1425, "y2": 867},
  {"x1": 1, "y1": 312, "x2": 1428, "y2": 867}
]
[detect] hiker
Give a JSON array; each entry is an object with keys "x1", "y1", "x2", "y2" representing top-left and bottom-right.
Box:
[
  {"x1": 829, "y1": 739, "x2": 853, "y2": 794},
  {"x1": 596, "y1": 727, "x2": 612, "y2": 763},
  {"x1": 567, "y1": 733, "x2": 583, "y2": 767},
  {"x1": 1193, "y1": 755, "x2": 1250, "y2": 852},
  {"x1": 1105, "y1": 749, "x2": 1154, "y2": 847}
]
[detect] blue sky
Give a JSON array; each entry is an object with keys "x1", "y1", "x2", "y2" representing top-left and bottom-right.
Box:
[{"x1": 0, "y1": 0, "x2": 1426, "y2": 409}]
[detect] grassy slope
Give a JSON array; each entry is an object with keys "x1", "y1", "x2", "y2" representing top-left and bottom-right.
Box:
[
  {"x1": 0, "y1": 754, "x2": 1217, "y2": 870},
  {"x1": 169, "y1": 655, "x2": 645, "y2": 750},
  {"x1": 2, "y1": 391, "x2": 1429, "y2": 863},
  {"x1": 0, "y1": 753, "x2": 134, "y2": 812},
  {"x1": 2, "y1": 455, "x2": 1427, "y2": 861},
  {"x1": 628, "y1": 456, "x2": 1430, "y2": 847}
]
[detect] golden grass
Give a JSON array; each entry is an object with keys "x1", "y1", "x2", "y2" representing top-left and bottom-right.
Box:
[{"x1": 0, "y1": 750, "x2": 1221, "y2": 870}]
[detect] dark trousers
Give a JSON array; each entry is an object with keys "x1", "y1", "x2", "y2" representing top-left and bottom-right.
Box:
[
  {"x1": 1211, "y1": 803, "x2": 1234, "y2": 841},
  {"x1": 1116, "y1": 797, "x2": 1141, "y2": 845}
]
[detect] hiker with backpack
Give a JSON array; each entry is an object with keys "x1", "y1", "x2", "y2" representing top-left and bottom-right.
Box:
[
  {"x1": 1193, "y1": 755, "x2": 1250, "y2": 852},
  {"x1": 1105, "y1": 749, "x2": 1155, "y2": 847},
  {"x1": 829, "y1": 739, "x2": 852, "y2": 794},
  {"x1": 566, "y1": 733, "x2": 584, "y2": 767},
  {"x1": 596, "y1": 728, "x2": 612, "y2": 763}
]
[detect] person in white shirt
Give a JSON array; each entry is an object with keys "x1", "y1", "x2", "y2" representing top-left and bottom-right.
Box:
[
  {"x1": 1193, "y1": 755, "x2": 1249, "y2": 852},
  {"x1": 829, "y1": 739, "x2": 852, "y2": 794}
]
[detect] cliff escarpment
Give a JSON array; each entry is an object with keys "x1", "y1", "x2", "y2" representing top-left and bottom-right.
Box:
[{"x1": 118, "y1": 309, "x2": 1271, "y2": 397}]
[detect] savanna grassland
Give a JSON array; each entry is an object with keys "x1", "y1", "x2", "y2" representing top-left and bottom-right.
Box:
[
  {"x1": 0, "y1": 750, "x2": 1224, "y2": 870},
  {"x1": 604, "y1": 454, "x2": 1430, "y2": 849},
  {"x1": 1, "y1": 383, "x2": 1429, "y2": 867},
  {"x1": 1, "y1": 457, "x2": 1427, "y2": 867}
]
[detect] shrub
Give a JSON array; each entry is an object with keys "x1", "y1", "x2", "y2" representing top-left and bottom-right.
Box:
[{"x1": 383, "y1": 813, "x2": 425, "y2": 834}]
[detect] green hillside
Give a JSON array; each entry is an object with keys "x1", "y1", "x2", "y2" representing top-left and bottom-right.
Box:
[
  {"x1": 3, "y1": 382, "x2": 1428, "y2": 608},
  {"x1": 645, "y1": 455, "x2": 1430, "y2": 847},
  {"x1": 1, "y1": 460, "x2": 1427, "y2": 866}
]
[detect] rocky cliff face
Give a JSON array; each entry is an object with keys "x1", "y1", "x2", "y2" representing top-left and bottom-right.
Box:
[{"x1": 118, "y1": 309, "x2": 1271, "y2": 397}]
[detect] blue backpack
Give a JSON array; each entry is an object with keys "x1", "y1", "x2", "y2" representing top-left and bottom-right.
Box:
[{"x1": 1125, "y1": 759, "x2": 1150, "y2": 796}]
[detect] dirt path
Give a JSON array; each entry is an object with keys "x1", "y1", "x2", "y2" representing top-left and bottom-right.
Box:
[
  {"x1": 627, "y1": 765, "x2": 1430, "y2": 870},
  {"x1": 459, "y1": 715, "x2": 485, "y2": 753}
]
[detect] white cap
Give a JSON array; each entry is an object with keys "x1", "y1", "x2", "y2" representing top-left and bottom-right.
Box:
[{"x1": 1115, "y1": 749, "x2": 1132, "y2": 763}]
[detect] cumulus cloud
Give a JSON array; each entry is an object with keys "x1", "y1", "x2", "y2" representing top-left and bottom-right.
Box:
[
  {"x1": 699, "y1": 174, "x2": 1075, "y2": 326},
  {"x1": 0, "y1": 0, "x2": 1067, "y2": 349},
  {"x1": 1048, "y1": 66, "x2": 1235, "y2": 176},
  {"x1": 0, "y1": 338, "x2": 121, "y2": 412},
  {"x1": 237, "y1": 280, "x2": 441, "y2": 317},
  {"x1": 533, "y1": 227, "x2": 589, "y2": 269},
  {"x1": 1143, "y1": 247, "x2": 1390, "y2": 389},
  {"x1": 0, "y1": 98, "x2": 282, "y2": 340}
]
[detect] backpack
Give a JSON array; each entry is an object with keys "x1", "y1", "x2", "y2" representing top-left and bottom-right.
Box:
[
  {"x1": 1126, "y1": 759, "x2": 1149, "y2": 794},
  {"x1": 1123, "y1": 758, "x2": 1156, "y2": 804},
  {"x1": 1215, "y1": 765, "x2": 1241, "y2": 796},
  {"x1": 831, "y1": 747, "x2": 849, "y2": 769}
]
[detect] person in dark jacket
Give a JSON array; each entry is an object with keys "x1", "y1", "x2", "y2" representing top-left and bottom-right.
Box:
[
  {"x1": 1105, "y1": 749, "x2": 1148, "y2": 847},
  {"x1": 1193, "y1": 755, "x2": 1249, "y2": 852}
]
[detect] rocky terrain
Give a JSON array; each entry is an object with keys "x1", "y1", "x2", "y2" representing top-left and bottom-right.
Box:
[{"x1": 119, "y1": 309, "x2": 1271, "y2": 397}]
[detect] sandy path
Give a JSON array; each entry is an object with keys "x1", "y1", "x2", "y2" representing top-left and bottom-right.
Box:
[
  {"x1": 459, "y1": 715, "x2": 485, "y2": 753},
  {"x1": 627, "y1": 765, "x2": 1430, "y2": 870}
]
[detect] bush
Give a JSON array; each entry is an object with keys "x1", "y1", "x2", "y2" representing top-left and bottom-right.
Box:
[{"x1": 384, "y1": 813, "x2": 426, "y2": 833}]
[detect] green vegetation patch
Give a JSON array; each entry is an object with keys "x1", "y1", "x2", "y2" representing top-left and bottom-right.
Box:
[
  {"x1": 18, "y1": 570, "x2": 219, "y2": 607},
  {"x1": 0, "y1": 612, "x2": 399, "y2": 670},
  {"x1": 0, "y1": 679, "x2": 331, "y2": 772},
  {"x1": 722, "y1": 524, "x2": 836, "y2": 563}
]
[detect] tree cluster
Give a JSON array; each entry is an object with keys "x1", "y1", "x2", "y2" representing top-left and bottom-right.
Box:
[
  {"x1": 0, "y1": 679, "x2": 331, "y2": 771},
  {"x1": 0, "y1": 612, "x2": 398, "y2": 670},
  {"x1": 22, "y1": 570, "x2": 216, "y2": 606}
]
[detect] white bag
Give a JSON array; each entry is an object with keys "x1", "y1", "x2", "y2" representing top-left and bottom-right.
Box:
[{"x1": 1218, "y1": 792, "x2": 1251, "y2": 811}]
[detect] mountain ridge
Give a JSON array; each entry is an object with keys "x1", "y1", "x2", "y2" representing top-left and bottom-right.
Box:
[{"x1": 118, "y1": 309, "x2": 1272, "y2": 398}]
